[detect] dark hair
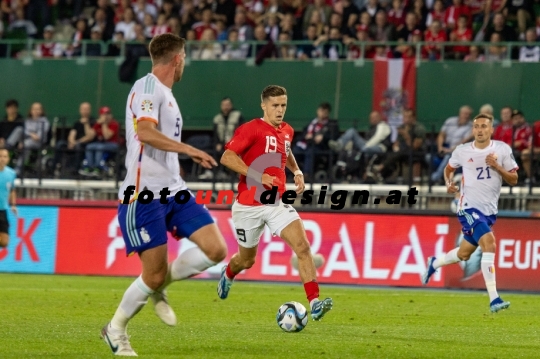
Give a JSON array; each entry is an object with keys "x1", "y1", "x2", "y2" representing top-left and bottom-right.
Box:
[
  {"x1": 473, "y1": 113, "x2": 494, "y2": 123},
  {"x1": 149, "y1": 33, "x2": 186, "y2": 65},
  {"x1": 261, "y1": 85, "x2": 287, "y2": 102},
  {"x1": 5, "y1": 99, "x2": 18, "y2": 108},
  {"x1": 319, "y1": 102, "x2": 331, "y2": 111},
  {"x1": 221, "y1": 97, "x2": 232, "y2": 103}
]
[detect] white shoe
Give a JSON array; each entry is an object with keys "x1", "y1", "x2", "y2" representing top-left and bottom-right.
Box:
[
  {"x1": 100, "y1": 323, "x2": 138, "y2": 356},
  {"x1": 151, "y1": 290, "x2": 177, "y2": 326}
]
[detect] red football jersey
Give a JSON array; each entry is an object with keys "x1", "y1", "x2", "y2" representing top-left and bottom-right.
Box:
[
  {"x1": 513, "y1": 124, "x2": 532, "y2": 152},
  {"x1": 533, "y1": 121, "x2": 540, "y2": 148},
  {"x1": 225, "y1": 118, "x2": 295, "y2": 206},
  {"x1": 493, "y1": 123, "x2": 513, "y2": 146}
]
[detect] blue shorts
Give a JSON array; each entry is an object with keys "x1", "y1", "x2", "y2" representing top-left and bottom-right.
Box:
[
  {"x1": 457, "y1": 208, "x2": 496, "y2": 246},
  {"x1": 117, "y1": 194, "x2": 214, "y2": 256}
]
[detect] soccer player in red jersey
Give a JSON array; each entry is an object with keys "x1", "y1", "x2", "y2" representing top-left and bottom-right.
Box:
[{"x1": 217, "y1": 85, "x2": 333, "y2": 321}]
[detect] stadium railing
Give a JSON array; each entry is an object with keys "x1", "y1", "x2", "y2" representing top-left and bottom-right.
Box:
[{"x1": 0, "y1": 39, "x2": 537, "y2": 65}]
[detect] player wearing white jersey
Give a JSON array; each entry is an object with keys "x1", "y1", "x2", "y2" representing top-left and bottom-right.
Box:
[
  {"x1": 422, "y1": 113, "x2": 518, "y2": 313},
  {"x1": 101, "y1": 34, "x2": 227, "y2": 357}
]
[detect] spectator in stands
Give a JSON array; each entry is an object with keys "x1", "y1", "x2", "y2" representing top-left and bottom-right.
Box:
[
  {"x1": 369, "y1": 10, "x2": 397, "y2": 41},
  {"x1": 329, "y1": 111, "x2": 391, "y2": 155},
  {"x1": 297, "y1": 24, "x2": 321, "y2": 59},
  {"x1": 193, "y1": 28, "x2": 223, "y2": 59},
  {"x1": 106, "y1": 31, "x2": 124, "y2": 57},
  {"x1": 87, "y1": 26, "x2": 104, "y2": 56},
  {"x1": 511, "y1": 109, "x2": 531, "y2": 156},
  {"x1": 277, "y1": 32, "x2": 297, "y2": 59},
  {"x1": 221, "y1": 29, "x2": 248, "y2": 59},
  {"x1": 479, "y1": 103, "x2": 497, "y2": 124},
  {"x1": 115, "y1": 6, "x2": 137, "y2": 41},
  {"x1": 230, "y1": 10, "x2": 254, "y2": 42},
  {"x1": 126, "y1": 24, "x2": 150, "y2": 57},
  {"x1": 302, "y1": 0, "x2": 332, "y2": 33},
  {"x1": 293, "y1": 102, "x2": 339, "y2": 178},
  {"x1": 388, "y1": 0, "x2": 406, "y2": 31},
  {"x1": 199, "y1": 97, "x2": 244, "y2": 180},
  {"x1": 519, "y1": 28, "x2": 540, "y2": 62},
  {"x1": 423, "y1": 19, "x2": 447, "y2": 60},
  {"x1": 411, "y1": 0, "x2": 428, "y2": 31},
  {"x1": 463, "y1": 45, "x2": 485, "y2": 61},
  {"x1": 193, "y1": 7, "x2": 218, "y2": 40},
  {"x1": 360, "y1": 0, "x2": 383, "y2": 23},
  {"x1": 6, "y1": 102, "x2": 50, "y2": 174},
  {"x1": 397, "y1": 12, "x2": 421, "y2": 42},
  {"x1": 485, "y1": 32, "x2": 507, "y2": 61},
  {"x1": 505, "y1": 0, "x2": 534, "y2": 39},
  {"x1": 35, "y1": 25, "x2": 63, "y2": 58},
  {"x1": 483, "y1": 12, "x2": 517, "y2": 42},
  {"x1": 429, "y1": 105, "x2": 473, "y2": 183},
  {"x1": 445, "y1": 0, "x2": 471, "y2": 31},
  {"x1": 371, "y1": 108, "x2": 426, "y2": 184},
  {"x1": 79, "y1": 106, "x2": 120, "y2": 176},
  {"x1": 151, "y1": 13, "x2": 171, "y2": 38},
  {"x1": 449, "y1": 15, "x2": 472, "y2": 59},
  {"x1": 345, "y1": 24, "x2": 375, "y2": 59},
  {"x1": 91, "y1": 7, "x2": 115, "y2": 41},
  {"x1": 8, "y1": 7, "x2": 37, "y2": 38},
  {"x1": 0, "y1": 99, "x2": 23, "y2": 149},
  {"x1": 426, "y1": 0, "x2": 446, "y2": 29},
  {"x1": 316, "y1": 26, "x2": 346, "y2": 60},
  {"x1": 493, "y1": 106, "x2": 513, "y2": 145},
  {"x1": 53, "y1": 102, "x2": 95, "y2": 176},
  {"x1": 341, "y1": 0, "x2": 361, "y2": 36},
  {"x1": 214, "y1": 0, "x2": 237, "y2": 27},
  {"x1": 26, "y1": 0, "x2": 51, "y2": 34},
  {"x1": 521, "y1": 120, "x2": 540, "y2": 184},
  {"x1": 133, "y1": 0, "x2": 157, "y2": 24}
]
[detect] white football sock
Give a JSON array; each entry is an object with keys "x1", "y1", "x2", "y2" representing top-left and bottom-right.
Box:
[
  {"x1": 154, "y1": 247, "x2": 217, "y2": 294},
  {"x1": 481, "y1": 252, "x2": 499, "y2": 302},
  {"x1": 433, "y1": 248, "x2": 461, "y2": 269},
  {"x1": 111, "y1": 276, "x2": 154, "y2": 332}
]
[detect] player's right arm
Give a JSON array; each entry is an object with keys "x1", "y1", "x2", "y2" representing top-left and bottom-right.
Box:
[
  {"x1": 220, "y1": 124, "x2": 275, "y2": 188},
  {"x1": 137, "y1": 121, "x2": 216, "y2": 169},
  {"x1": 444, "y1": 146, "x2": 461, "y2": 194}
]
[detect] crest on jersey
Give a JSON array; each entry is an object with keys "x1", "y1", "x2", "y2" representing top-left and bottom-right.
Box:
[
  {"x1": 141, "y1": 100, "x2": 153, "y2": 113},
  {"x1": 285, "y1": 140, "x2": 291, "y2": 157},
  {"x1": 140, "y1": 227, "x2": 151, "y2": 243}
]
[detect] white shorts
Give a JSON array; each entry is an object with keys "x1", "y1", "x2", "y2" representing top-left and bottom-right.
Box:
[{"x1": 231, "y1": 200, "x2": 301, "y2": 248}]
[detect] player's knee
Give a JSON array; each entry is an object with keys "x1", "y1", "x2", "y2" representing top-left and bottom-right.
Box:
[
  {"x1": 293, "y1": 240, "x2": 311, "y2": 260},
  {"x1": 457, "y1": 248, "x2": 472, "y2": 261},
  {"x1": 207, "y1": 241, "x2": 227, "y2": 263},
  {"x1": 0, "y1": 235, "x2": 8, "y2": 247},
  {"x1": 143, "y1": 272, "x2": 167, "y2": 291}
]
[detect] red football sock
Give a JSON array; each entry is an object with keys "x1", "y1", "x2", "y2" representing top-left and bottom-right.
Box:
[
  {"x1": 226, "y1": 264, "x2": 237, "y2": 280},
  {"x1": 304, "y1": 281, "x2": 319, "y2": 303}
]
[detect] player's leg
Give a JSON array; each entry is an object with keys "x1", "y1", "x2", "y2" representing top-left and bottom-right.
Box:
[
  {"x1": 422, "y1": 211, "x2": 478, "y2": 285},
  {"x1": 267, "y1": 202, "x2": 332, "y2": 321},
  {"x1": 218, "y1": 201, "x2": 265, "y2": 299},
  {"x1": 0, "y1": 210, "x2": 9, "y2": 247},
  {"x1": 149, "y1": 195, "x2": 226, "y2": 323},
  {"x1": 477, "y1": 229, "x2": 510, "y2": 313},
  {"x1": 101, "y1": 201, "x2": 168, "y2": 356}
]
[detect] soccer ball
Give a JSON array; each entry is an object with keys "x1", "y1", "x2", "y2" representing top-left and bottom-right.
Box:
[{"x1": 276, "y1": 301, "x2": 308, "y2": 333}]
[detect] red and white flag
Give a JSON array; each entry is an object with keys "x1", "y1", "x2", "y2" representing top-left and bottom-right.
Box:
[{"x1": 373, "y1": 58, "x2": 416, "y2": 116}]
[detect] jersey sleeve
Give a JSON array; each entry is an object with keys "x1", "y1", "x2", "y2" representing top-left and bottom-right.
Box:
[
  {"x1": 448, "y1": 146, "x2": 462, "y2": 169},
  {"x1": 130, "y1": 87, "x2": 161, "y2": 125},
  {"x1": 501, "y1": 144, "x2": 519, "y2": 172},
  {"x1": 225, "y1": 123, "x2": 253, "y2": 156}
]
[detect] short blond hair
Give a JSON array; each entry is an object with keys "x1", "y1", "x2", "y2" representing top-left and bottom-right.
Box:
[{"x1": 473, "y1": 113, "x2": 494, "y2": 123}]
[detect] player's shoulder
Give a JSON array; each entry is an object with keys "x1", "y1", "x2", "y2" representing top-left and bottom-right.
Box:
[
  {"x1": 133, "y1": 74, "x2": 164, "y2": 97},
  {"x1": 453, "y1": 143, "x2": 470, "y2": 153},
  {"x1": 491, "y1": 140, "x2": 512, "y2": 152},
  {"x1": 238, "y1": 118, "x2": 264, "y2": 130},
  {"x1": 1, "y1": 166, "x2": 16, "y2": 178}
]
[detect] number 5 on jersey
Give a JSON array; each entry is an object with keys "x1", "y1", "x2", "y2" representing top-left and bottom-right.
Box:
[
  {"x1": 265, "y1": 135, "x2": 277, "y2": 153},
  {"x1": 174, "y1": 117, "x2": 180, "y2": 137}
]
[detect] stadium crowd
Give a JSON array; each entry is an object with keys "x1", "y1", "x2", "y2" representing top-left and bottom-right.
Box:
[
  {"x1": 1, "y1": 98, "x2": 540, "y2": 187},
  {"x1": 1, "y1": 0, "x2": 540, "y2": 61}
]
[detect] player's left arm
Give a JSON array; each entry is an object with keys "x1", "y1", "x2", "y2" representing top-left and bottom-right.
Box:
[
  {"x1": 9, "y1": 187, "x2": 17, "y2": 216},
  {"x1": 486, "y1": 148, "x2": 518, "y2": 186},
  {"x1": 286, "y1": 150, "x2": 305, "y2": 194}
]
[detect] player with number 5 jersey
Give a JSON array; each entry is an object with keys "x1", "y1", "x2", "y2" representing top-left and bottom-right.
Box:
[
  {"x1": 421, "y1": 113, "x2": 518, "y2": 313},
  {"x1": 217, "y1": 85, "x2": 333, "y2": 322}
]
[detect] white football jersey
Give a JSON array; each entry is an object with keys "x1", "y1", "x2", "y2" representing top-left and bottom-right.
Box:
[
  {"x1": 448, "y1": 140, "x2": 518, "y2": 216},
  {"x1": 118, "y1": 73, "x2": 187, "y2": 201}
]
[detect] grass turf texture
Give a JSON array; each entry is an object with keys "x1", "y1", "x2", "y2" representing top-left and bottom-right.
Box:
[{"x1": 1, "y1": 274, "x2": 539, "y2": 358}]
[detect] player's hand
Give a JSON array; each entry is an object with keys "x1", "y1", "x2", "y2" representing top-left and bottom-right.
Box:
[
  {"x1": 190, "y1": 149, "x2": 217, "y2": 169},
  {"x1": 485, "y1": 153, "x2": 499, "y2": 170},
  {"x1": 261, "y1": 173, "x2": 276, "y2": 189},
  {"x1": 294, "y1": 173, "x2": 305, "y2": 194},
  {"x1": 446, "y1": 180, "x2": 459, "y2": 194}
]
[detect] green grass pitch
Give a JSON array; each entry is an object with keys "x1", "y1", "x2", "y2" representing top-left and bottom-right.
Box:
[{"x1": 1, "y1": 273, "x2": 539, "y2": 358}]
